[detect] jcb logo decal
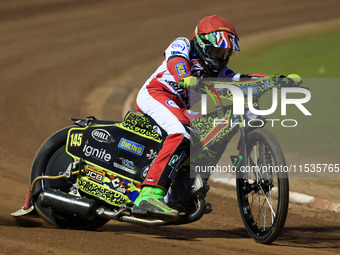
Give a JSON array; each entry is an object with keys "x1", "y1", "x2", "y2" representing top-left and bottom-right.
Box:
[
  {"x1": 70, "y1": 133, "x2": 83, "y2": 147},
  {"x1": 85, "y1": 165, "x2": 105, "y2": 182}
]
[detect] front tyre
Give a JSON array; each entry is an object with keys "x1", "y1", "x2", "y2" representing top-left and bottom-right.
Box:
[
  {"x1": 236, "y1": 129, "x2": 289, "y2": 244},
  {"x1": 30, "y1": 127, "x2": 109, "y2": 230}
]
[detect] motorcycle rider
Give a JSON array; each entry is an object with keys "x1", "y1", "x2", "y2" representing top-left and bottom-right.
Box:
[{"x1": 132, "y1": 14, "x2": 267, "y2": 221}]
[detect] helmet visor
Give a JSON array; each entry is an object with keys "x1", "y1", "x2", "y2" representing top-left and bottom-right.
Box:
[{"x1": 204, "y1": 45, "x2": 233, "y2": 60}]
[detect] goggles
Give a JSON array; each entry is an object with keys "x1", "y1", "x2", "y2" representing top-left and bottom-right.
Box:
[
  {"x1": 195, "y1": 26, "x2": 240, "y2": 60},
  {"x1": 203, "y1": 45, "x2": 233, "y2": 60}
]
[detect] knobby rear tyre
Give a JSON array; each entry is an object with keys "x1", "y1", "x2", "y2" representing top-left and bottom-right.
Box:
[{"x1": 30, "y1": 127, "x2": 109, "y2": 230}]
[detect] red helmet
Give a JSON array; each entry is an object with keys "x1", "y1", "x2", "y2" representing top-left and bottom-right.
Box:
[{"x1": 192, "y1": 15, "x2": 240, "y2": 76}]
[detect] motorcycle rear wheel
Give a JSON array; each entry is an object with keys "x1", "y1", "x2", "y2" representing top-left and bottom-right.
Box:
[
  {"x1": 30, "y1": 127, "x2": 109, "y2": 230},
  {"x1": 236, "y1": 128, "x2": 289, "y2": 244}
]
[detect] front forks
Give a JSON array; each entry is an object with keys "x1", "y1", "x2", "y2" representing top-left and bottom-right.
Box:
[{"x1": 233, "y1": 127, "x2": 274, "y2": 195}]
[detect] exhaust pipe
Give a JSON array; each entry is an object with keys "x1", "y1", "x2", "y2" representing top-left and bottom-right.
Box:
[
  {"x1": 119, "y1": 215, "x2": 167, "y2": 226},
  {"x1": 39, "y1": 189, "x2": 209, "y2": 226},
  {"x1": 96, "y1": 207, "x2": 168, "y2": 226},
  {"x1": 40, "y1": 189, "x2": 98, "y2": 220}
]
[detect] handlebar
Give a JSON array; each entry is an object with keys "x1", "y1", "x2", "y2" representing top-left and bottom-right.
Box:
[
  {"x1": 178, "y1": 74, "x2": 302, "y2": 89},
  {"x1": 178, "y1": 74, "x2": 305, "y2": 94}
]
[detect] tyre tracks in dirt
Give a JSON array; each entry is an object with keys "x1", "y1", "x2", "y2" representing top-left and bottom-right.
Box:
[{"x1": 1, "y1": 1, "x2": 340, "y2": 254}]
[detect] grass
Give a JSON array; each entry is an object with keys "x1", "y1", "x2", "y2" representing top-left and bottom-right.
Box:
[
  {"x1": 230, "y1": 30, "x2": 340, "y2": 78},
  {"x1": 227, "y1": 30, "x2": 340, "y2": 163}
]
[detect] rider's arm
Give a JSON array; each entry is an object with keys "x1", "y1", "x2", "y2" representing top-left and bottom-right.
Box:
[
  {"x1": 164, "y1": 37, "x2": 192, "y2": 83},
  {"x1": 218, "y1": 67, "x2": 269, "y2": 81}
]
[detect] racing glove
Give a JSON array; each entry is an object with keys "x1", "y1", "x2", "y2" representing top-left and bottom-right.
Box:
[
  {"x1": 178, "y1": 76, "x2": 199, "y2": 89},
  {"x1": 277, "y1": 74, "x2": 302, "y2": 87}
]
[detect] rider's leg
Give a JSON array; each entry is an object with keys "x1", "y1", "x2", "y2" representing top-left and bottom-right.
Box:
[
  {"x1": 133, "y1": 133, "x2": 190, "y2": 221},
  {"x1": 132, "y1": 85, "x2": 190, "y2": 221}
]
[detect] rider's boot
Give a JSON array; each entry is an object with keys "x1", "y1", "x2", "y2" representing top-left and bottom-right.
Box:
[{"x1": 132, "y1": 186, "x2": 179, "y2": 222}]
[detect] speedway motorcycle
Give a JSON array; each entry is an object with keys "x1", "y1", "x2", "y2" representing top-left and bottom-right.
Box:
[{"x1": 12, "y1": 75, "x2": 303, "y2": 244}]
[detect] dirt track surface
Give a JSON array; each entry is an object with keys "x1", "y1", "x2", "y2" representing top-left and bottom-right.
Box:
[{"x1": 1, "y1": 1, "x2": 340, "y2": 254}]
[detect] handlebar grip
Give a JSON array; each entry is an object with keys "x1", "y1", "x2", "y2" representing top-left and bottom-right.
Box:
[
  {"x1": 277, "y1": 74, "x2": 302, "y2": 87},
  {"x1": 287, "y1": 74, "x2": 302, "y2": 86}
]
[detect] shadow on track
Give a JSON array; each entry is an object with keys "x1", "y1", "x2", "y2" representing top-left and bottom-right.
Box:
[
  {"x1": 100, "y1": 224, "x2": 250, "y2": 240},
  {"x1": 275, "y1": 226, "x2": 340, "y2": 249},
  {"x1": 100, "y1": 224, "x2": 340, "y2": 250},
  {"x1": 6, "y1": 213, "x2": 340, "y2": 250}
]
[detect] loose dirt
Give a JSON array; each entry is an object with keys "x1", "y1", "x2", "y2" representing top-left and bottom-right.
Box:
[{"x1": 1, "y1": 1, "x2": 339, "y2": 254}]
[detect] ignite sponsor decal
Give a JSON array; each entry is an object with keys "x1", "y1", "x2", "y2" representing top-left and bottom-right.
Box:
[
  {"x1": 118, "y1": 138, "x2": 145, "y2": 156},
  {"x1": 83, "y1": 144, "x2": 111, "y2": 162}
]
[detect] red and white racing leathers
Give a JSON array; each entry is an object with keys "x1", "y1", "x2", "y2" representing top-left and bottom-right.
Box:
[{"x1": 136, "y1": 37, "x2": 241, "y2": 191}]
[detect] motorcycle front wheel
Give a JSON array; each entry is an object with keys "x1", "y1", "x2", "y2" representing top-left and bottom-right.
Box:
[
  {"x1": 236, "y1": 128, "x2": 289, "y2": 244},
  {"x1": 30, "y1": 126, "x2": 109, "y2": 230}
]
